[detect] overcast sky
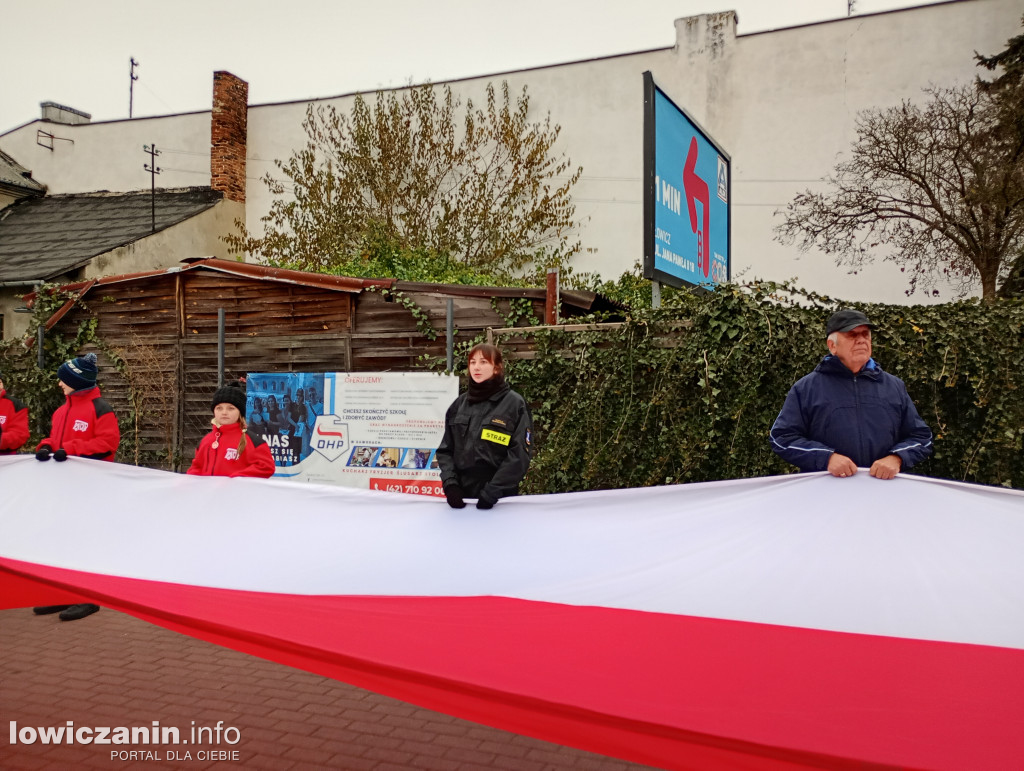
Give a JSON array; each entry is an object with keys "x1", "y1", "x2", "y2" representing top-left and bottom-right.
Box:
[{"x1": 3, "y1": 0, "x2": 944, "y2": 132}]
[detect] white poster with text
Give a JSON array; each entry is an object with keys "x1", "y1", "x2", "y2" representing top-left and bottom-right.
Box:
[{"x1": 245, "y1": 371, "x2": 458, "y2": 496}]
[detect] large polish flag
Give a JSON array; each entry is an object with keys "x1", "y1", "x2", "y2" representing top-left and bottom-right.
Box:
[{"x1": 2, "y1": 455, "x2": 1022, "y2": 770}]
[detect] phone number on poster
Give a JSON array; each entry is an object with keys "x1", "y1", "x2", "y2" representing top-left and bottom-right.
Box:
[{"x1": 370, "y1": 478, "x2": 444, "y2": 497}]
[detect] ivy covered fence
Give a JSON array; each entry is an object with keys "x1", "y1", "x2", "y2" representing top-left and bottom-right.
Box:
[{"x1": 492, "y1": 282, "x2": 1024, "y2": 492}]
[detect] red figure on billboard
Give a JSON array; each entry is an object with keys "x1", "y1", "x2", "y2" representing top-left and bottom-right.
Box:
[{"x1": 683, "y1": 136, "x2": 710, "y2": 277}]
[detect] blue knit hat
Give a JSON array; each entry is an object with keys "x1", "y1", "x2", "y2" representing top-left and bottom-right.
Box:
[{"x1": 57, "y1": 352, "x2": 98, "y2": 392}]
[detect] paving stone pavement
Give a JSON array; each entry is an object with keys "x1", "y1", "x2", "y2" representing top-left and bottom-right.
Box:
[{"x1": 0, "y1": 607, "x2": 661, "y2": 770}]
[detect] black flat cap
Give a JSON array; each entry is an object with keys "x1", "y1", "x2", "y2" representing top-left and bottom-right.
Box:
[{"x1": 826, "y1": 309, "x2": 877, "y2": 335}]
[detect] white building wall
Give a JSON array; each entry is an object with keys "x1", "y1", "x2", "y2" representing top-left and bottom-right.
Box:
[
  {"x1": 0, "y1": 112, "x2": 211, "y2": 195},
  {"x1": 82, "y1": 199, "x2": 244, "y2": 279},
  {"x1": 2, "y1": 0, "x2": 1019, "y2": 304},
  {"x1": 720, "y1": 1, "x2": 1021, "y2": 302}
]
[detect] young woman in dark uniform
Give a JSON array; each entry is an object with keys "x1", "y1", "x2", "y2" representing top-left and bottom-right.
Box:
[{"x1": 436, "y1": 344, "x2": 532, "y2": 509}]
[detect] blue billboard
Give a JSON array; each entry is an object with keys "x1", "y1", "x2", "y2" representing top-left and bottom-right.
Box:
[{"x1": 643, "y1": 72, "x2": 730, "y2": 290}]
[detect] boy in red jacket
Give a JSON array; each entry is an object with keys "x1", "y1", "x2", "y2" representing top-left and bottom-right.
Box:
[
  {"x1": 188, "y1": 381, "x2": 276, "y2": 478},
  {"x1": 36, "y1": 353, "x2": 120, "y2": 463},
  {"x1": 34, "y1": 352, "x2": 120, "y2": 622},
  {"x1": 0, "y1": 368, "x2": 30, "y2": 455}
]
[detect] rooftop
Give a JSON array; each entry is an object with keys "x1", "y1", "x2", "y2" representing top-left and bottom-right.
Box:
[{"x1": 0, "y1": 187, "x2": 222, "y2": 283}]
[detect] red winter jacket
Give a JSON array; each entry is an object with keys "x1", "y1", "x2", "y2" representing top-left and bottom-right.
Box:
[
  {"x1": 187, "y1": 420, "x2": 276, "y2": 478},
  {"x1": 37, "y1": 386, "x2": 120, "y2": 461},
  {"x1": 0, "y1": 389, "x2": 30, "y2": 454}
]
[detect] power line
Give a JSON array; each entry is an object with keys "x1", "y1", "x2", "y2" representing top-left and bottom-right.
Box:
[
  {"x1": 138, "y1": 81, "x2": 176, "y2": 112},
  {"x1": 160, "y1": 148, "x2": 282, "y2": 166},
  {"x1": 158, "y1": 166, "x2": 207, "y2": 175},
  {"x1": 160, "y1": 148, "x2": 208, "y2": 157},
  {"x1": 159, "y1": 166, "x2": 265, "y2": 183}
]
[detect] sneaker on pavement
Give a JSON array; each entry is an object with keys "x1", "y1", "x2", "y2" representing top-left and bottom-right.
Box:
[
  {"x1": 58, "y1": 604, "x2": 101, "y2": 621},
  {"x1": 33, "y1": 605, "x2": 73, "y2": 615}
]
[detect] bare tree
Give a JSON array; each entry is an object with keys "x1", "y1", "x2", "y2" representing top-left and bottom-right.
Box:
[
  {"x1": 110, "y1": 329, "x2": 177, "y2": 468},
  {"x1": 977, "y1": 15, "x2": 1024, "y2": 297},
  {"x1": 226, "y1": 81, "x2": 582, "y2": 278},
  {"x1": 775, "y1": 84, "x2": 1024, "y2": 299}
]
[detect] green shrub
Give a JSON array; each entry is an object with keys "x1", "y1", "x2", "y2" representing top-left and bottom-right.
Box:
[{"x1": 504, "y1": 281, "x2": 1022, "y2": 492}]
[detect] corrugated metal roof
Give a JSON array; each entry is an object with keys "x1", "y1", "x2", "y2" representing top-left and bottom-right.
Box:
[
  {"x1": 181, "y1": 257, "x2": 395, "y2": 293},
  {"x1": 393, "y1": 280, "x2": 621, "y2": 313},
  {"x1": 29, "y1": 257, "x2": 623, "y2": 326},
  {"x1": 0, "y1": 187, "x2": 223, "y2": 283},
  {"x1": 28, "y1": 258, "x2": 393, "y2": 327}
]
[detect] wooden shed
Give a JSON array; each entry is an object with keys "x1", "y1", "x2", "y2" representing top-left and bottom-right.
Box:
[{"x1": 37, "y1": 257, "x2": 618, "y2": 469}]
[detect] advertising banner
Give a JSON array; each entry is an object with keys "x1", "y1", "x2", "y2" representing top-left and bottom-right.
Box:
[
  {"x1": 245, "y1": 372, "x2": 458, "y2": 496},
  {"x1": 643, "y1": 71, "x2": 731, "y2": 290}
]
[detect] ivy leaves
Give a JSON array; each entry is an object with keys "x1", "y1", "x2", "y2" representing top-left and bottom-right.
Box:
[
  {"x1": 511, "y1": 281, "x2": 1023, "y2": 493},
  {"x1": 0, "y1": 283, "x2": 99, "y2": 441}
]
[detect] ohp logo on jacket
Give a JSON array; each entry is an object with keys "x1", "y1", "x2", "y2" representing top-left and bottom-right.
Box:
[
  {"x1": 312, "y1": 416, "x2": 350, "y2": 462},
  {"x1": 73, "y1": 420, "x2": 89, "y2": 432}
]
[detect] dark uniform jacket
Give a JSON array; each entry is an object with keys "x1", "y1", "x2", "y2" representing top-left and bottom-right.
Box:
[
  {"x1": 770, "y1": 355, "x2": 933, "y2": 472},
  {"x1": 436, "y1": 384, "x2": 532, "y2": 501}
]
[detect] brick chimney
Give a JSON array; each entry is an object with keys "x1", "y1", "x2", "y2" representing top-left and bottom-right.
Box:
[{"x1": 211, "y1": 71, "x2": 248, "y2": 203}]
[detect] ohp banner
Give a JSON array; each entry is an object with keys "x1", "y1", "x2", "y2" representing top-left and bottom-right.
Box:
[
  {"x1": 244, "y1": 371, "x2": 458, "y2": 494},
  {"x1": 1, "y1": 456, "x2": 1022, "y2": 769}
]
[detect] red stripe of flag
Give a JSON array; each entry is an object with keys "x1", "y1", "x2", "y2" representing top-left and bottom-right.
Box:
[{"x1": 3, "y1": 557, "x2": 1022, "y2": 770}]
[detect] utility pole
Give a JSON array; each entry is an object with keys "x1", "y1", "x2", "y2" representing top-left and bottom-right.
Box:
[
  {"x1": 129, "y1": 57, "x2": 139, "y2": 118},
  {"x1": 143, "y1": 144, "x2": 161, "y2": 232}
]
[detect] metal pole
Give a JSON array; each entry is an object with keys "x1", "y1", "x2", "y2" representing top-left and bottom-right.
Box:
[
  {"x1": 217, "y1": 308, "x2": 225, "y2": 388},
  {"x1": 37, "y1": 324, "x2": 45, "y2": 369},
  {"x1": 151, "y1": 161, "x2": 156, "y2": 231},
  {"x1": 651, "y1": 280, "x2": 662, "y2": 309},
  {"x1": 446, "y1": 298, "x2": 454, "y2": 374},
  {"x1": 143, "y1": 144, "x2": 160, "y2": 232},
  {"x1": 129, "y1": 57, "x2": 138, "y2": 118}
]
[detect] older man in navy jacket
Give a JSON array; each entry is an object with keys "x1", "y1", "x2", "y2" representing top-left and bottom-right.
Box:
[{"x1": 770, "y1": 309, "x2": 933, "y2": 480}]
